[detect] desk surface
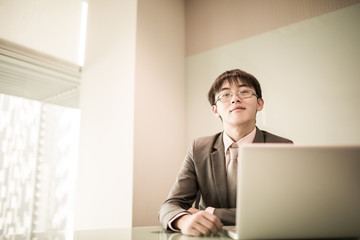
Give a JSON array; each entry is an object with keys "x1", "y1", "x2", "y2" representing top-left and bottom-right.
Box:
[
  {"x1": 73, "y1": 226, "x2": 231, "y2": 240},
  {"x1": 14, "y1": 226, "x2": 359, "y2": 240}
]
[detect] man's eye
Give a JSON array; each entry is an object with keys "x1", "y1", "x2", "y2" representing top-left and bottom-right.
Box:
[
  {"x1": 240, "y1": 90, "x2": 250, "y2": 94},
  {"x1": 221, "y1": 93, "x2": 231, "y2": 98}
]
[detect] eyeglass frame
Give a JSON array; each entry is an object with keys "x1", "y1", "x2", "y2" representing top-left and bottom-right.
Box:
[{"x1": 213, "y1": 89, "x2": 259, "y2": 105}]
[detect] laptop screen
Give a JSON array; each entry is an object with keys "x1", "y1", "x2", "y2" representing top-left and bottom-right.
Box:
[{"x1": 233, "y1": 145, "x2": 360, "y2": 239}]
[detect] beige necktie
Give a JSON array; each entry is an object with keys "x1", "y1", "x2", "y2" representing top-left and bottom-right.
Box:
[{"x1": 227, "y1": 143, "x2": 238, "y2": 208}]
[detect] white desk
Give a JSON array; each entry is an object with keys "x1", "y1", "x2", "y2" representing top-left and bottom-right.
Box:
[{"x1": 73, "y1": 226, "x2": 231, "y2": 240}]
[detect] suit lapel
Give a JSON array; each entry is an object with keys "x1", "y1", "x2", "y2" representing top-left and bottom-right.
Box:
[
  {"x1": 253, "y1": 126, "x2": 265, "y2": 143},
  {"x1": 210, "y1": 132, "x2": 229, "y2": 207}
]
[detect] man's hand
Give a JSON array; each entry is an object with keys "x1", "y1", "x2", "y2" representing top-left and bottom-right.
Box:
[
  {"x1": 173, "y1": 210, "x2": 223, "y2": 236},
  {"x1": 187, "y1": 207, "x2": 200, "y2": 214}
]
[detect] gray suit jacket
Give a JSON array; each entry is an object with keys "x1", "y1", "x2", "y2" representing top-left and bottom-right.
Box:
[{"x1": 159, "y1": 127, "x2": 293, "y2": 230}]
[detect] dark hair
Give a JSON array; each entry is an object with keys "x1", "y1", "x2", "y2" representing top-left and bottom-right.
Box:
[{"x1": 207, "y1": 69, "x2": 262, "y2": 105}]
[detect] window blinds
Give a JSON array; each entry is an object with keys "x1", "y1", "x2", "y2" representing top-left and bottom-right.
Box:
[{"x1": 0, "y1": 38, "x2": 81, "y2": 108}]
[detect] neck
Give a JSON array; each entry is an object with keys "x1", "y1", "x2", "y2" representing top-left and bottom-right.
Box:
[{"x1": 224, "y1": 123, "x2": 256, "y2": 142}]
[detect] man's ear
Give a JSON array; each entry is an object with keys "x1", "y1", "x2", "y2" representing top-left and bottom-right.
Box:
[
  {"x1": 212, "y1": 105, "x2": 220, "y2": 118},
  {"x1": 257, "y1": 98, "x2": 264, "y2": 111}
]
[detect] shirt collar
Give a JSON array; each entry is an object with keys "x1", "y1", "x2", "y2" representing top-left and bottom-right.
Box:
[{"x1": 223, "y1": 127, "x2": 257, "y2": 153}]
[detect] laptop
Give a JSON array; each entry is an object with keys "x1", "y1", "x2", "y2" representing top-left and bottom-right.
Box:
[{"x1": 223, "y1": 145, "x2": 360, "y2": 239}]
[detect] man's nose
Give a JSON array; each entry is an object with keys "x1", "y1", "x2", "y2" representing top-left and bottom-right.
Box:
[{"x1": 231, "y1": 93, "x2": 241, "y2": 103}]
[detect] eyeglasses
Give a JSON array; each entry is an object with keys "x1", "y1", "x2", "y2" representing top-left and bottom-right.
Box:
[{"x1": 214, "y1": 90, "x2": 258, "y2": 105}]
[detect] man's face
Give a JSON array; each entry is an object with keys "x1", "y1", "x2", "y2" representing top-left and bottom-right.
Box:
[{"x1": 211, "y1": 80, "x2": 264, "y2": 129}]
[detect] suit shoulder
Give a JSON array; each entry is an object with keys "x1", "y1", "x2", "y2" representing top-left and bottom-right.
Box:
[
  {"x1": 261, "y1": 130, "x2": 293, "y2": 143},
  {"x1": 193, "y1": 132, "x2": 222, "y2": 149}
]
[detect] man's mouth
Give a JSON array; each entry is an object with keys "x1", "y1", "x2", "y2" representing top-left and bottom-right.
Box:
[{"x1": 230, "y1": 106, "x2": 246, "y2": 112}]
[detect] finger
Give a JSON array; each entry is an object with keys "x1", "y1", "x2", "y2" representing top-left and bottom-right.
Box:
[
  {"x1": 187, "y1": 207, "x2": 200, "y2": 214},
  {"x1": 201, "y1": 211, "x2": 223, "y2": 232},
  {"x1": 199, "y1": 218, "x2": 221, "y2": 235},
  {"x1": 193, "y1": 212, "x2": 222, "y2": 235},
  {"x1": 192, "y1": 221, "x2": 212, "y2": 236},
  {"x1": 179, "y1": 214, "x2": 210, "y2": 236},
  {"x1": 179, "y1": 211, "x2": 223, "y2": 236},
  {"x1": 183, "y1": 223, "x2": 209, "y2": 237}
]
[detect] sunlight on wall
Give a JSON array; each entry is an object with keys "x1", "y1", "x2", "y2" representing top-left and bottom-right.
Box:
[{"x1": 78, "y1": 0, "x2": 88, "y2": 67}]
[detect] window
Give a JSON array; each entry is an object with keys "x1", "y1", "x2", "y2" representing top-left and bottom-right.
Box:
[{"x1": 0, "y1": 38, "x2": 81, "y2": 240}]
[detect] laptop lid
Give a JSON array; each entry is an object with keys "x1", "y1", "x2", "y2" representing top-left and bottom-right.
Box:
[{"x1": 233, "y1": 145, "x2": 360, "y2": 239}]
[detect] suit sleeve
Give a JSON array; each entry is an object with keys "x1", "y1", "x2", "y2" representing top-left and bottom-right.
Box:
[{"x1": 158, "y1": 143, "x2": 199, "y2": 230}]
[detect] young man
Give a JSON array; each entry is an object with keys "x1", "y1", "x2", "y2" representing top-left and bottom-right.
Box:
[{"x1": 159, "y1": 69, "x2": 293, "y2": 236}]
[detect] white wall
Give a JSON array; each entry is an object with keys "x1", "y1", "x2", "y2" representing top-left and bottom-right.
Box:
[
  {"x1": 75, "y1": 0, "x2": 137, "y2": 229},
  {"x1": 186, "y1": 4, "x2": 360, "y2": 146},
  {"x1": 133, "y1": 0, "x2": 186, "y2": 226},
  {"x1": 0, "y1": 0, "x2": 82, "y2": 64}
]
